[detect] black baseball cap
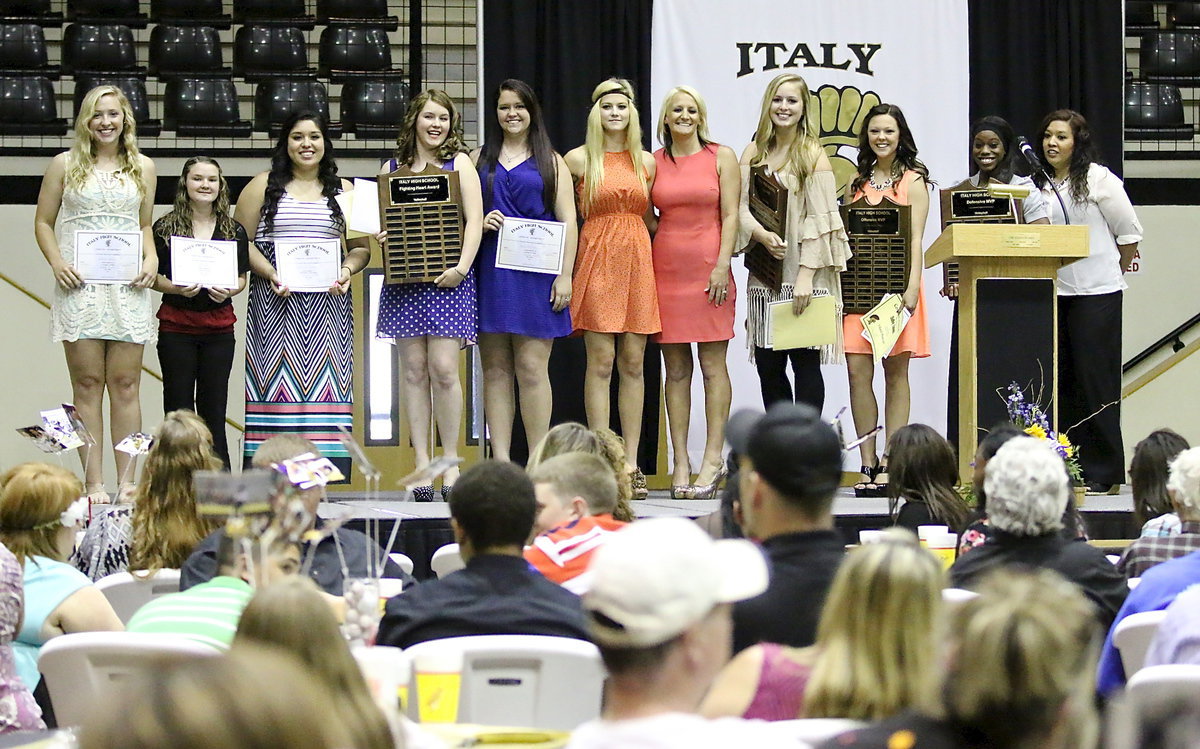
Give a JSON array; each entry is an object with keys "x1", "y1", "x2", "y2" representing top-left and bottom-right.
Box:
[{"x1": 725, "y1": 402, "x2": 842, "y2": 499}]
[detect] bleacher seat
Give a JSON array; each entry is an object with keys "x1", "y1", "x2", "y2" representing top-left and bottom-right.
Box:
[
  {"x1": 317, "y1": 0, "x2": 399, "y2": 29},
  {"x1": 0, "y1": 22, "x2": 56, "y2": 77},
  {"x1": 67, "y1": 0, "x2": 147, "y2": 28},
  {"x1": 341, "y1": 79, "x2": 409, "y2": 137},
  {"x1": 0, "y1": 74, "x2": 65, "y2": 134},
  {"x1": 62, "y1": 23, "x2": 144, "y2": 77},
  {"x1": 149, "y1": 25, "x2": 228, "y2": 79},
  {"x1": 233, "y1": 25, "x2": 314, "y2": 82},
  {"x1": 253, "y1": 78, "x2": 339, "y2": 138},
  {"x1": 165, "y1": 77, "x2": 252, "y2": 136},
  {"x1": 319, "y1": 25, "x2": 403, "y2": 81},
  {"x1": 233, "y1": 0, "x2": 314, "y2": 29},
  {"x1": 1125, "y1": 80, "x2": 1195, "y2": 139},
  {"x1": 1127, "y1": 2, "x2": 1159, "y2": 33},
  {"x1": 1170, "y1": 2, "x2": 1200, "y2": 28},
  {"x1": 1141, "y1": 30, "x2": 1200, "y2": 84},
  {"x1": 0, "y1": 0, "x2": 61, "y2": 25},
  {"x1": 73, "y1": 75, "x2": 161, "y2": 136},
  {"x1": 149, "y1": 0, "x2": 230, "y2": 28}
]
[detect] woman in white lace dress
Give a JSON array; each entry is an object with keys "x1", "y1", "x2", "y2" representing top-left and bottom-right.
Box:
[{"x1": 33, "y1": 85, "x2": 157, "y2": 504}]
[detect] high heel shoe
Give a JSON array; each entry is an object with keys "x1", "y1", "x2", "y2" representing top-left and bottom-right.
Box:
[
  {"x1": 629, "y1": 468, "x2": 649, "y2": 500},
  {"x1": 412, "y1": 485, "x2": 434, "y2": 503},
  {"x1": 853, "y1": 464, "x2": 882, "y2": 498},
  {"x1": 689, "y1": 462, "x2": 729, "y2": 500},
  {"x1": 671, "y1": 485, "x2": 696, "y2": 499}
]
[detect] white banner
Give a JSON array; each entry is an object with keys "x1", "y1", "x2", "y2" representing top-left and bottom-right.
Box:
[{"x1": 651, "y1": 0, "x2": 969, "y2": 469}]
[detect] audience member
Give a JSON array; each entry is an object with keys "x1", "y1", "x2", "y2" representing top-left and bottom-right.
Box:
[
  {"x1": 821, "y1": 569, "x2": 1100, "y2": 749},
  {"x1": 75, "y1": 410, "x2": 220, "y2": 580},
  {"x1": 377, "y1": 461, "x2": 588, "y2": 649},
  {"x1": 1119, "y1": 447, "x2": 1200, "y2": 578},
  {"x1": 0, "y1": 463, "x2": 123, "y2": 692},
  {"x1": 886, "y1": 424, "x2": 969, "y2": 533},
  {"x1": 948, "y1": 437, "x2": 1126, "y2": 627},
  {"x1": 1131, "y1": 429, "x2": 1190, "y2": 536},
  {"x1": 566, "y1": 517, "x2": 788, "y2": 747},
  {"x1": 701, "y1": 529, "x2": 942, "y2": 722},
  {"x1": 233, "y1": 577, "x2": 395, "y2": 749},
  {"x1": 80, "y1": 646, "x2": 354, "y2": 749},
  {"x1": 1144, "y1": 582, "x2": 1200, "y2": 668},
  {"x1": 0, "y1": 543, "x2": 44, "y2": 732},
  {"x1": 957, "y1": 423, "x2": 1022, "y2": 555},
  {"x1": 180, "y1": 435, "x2": 410, "y2": 594},
  {"x1": 525, "y1": 453, "x2": 627, "y2": 592},
  {"x1": 528, "y1": 422, "x2": 635, "y2": 522},
  {"x1": 126, "y1": 534, "x2": 300, "y2": 649},
  {"x1": 725, "y1": 402, "x2": 845, "y2": 653}
]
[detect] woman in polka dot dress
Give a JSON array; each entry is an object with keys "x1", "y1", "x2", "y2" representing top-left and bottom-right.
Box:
[{"x1": 376, "y1": 89, "x2": 484, "y2": 498}]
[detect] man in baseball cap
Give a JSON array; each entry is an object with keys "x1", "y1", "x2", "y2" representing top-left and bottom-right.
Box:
[
  {"x1": 567, "y1": 518, "x2": 790, "y2": 748},
  {"x1": 724, "y1": 401, "x2": 846, "y2": 653}
]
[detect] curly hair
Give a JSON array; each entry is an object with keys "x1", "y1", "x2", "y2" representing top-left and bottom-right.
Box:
[
  {"x1": 128, "y1": 411, "x2": 221, "y2": 575},
  {"x1": 527, "y1": 422, "x2": 634, "y2": 522},
  {"x1": 850, "y1": 103, "x2": 932, "y2": 196},
  {"x1": 1031, "y1": 109, "x2": 1103, "y2": 203},
  {"x1": 984, "y1": 437, "x2": 1068, "y2": 536},
  {"x1": 154, "y1": 156, "x2": 240, "y2": 241},
  {"x1": 66, "y1": 85, "x2": 145, "y2": 197},
  {"x1": 260, "y1": 111, "x2": 344, "y2": 238},
  {"x1": 392, "y1": 88, "x2": 468, "y2": 168}
]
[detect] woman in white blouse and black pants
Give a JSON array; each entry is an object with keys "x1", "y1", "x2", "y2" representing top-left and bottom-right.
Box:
[{"x1": 1034, "y1": 109, "x2": 1142, "y2": 494}]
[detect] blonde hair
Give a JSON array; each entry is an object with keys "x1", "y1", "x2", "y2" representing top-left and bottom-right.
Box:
[
  {"x1": 233, "y1": 577, "x2": 393, "y2": 749},
  {"x1": 580, "y1": 78, "x2": 648, "y2": 215},
  {"x1": 66, "y1": 85, "x2": 145, "y2": 196},
  {"x1": 527, "y1": 423, "x2": 634, "y2": 522},
  {"x1": 803, "y1": 529, "x2": 943, "y2": 721},
  {"x1": 250, "y1": 434, "x2": 320, "y2": 469},
  {"x1": 129, "y1": 411, "x2": 221, "y2": 575},
  {"x1": 80, "y1": 646, "x2": 353, "y2": 749},
  {"x1": 656, "y1": 85, "x2": 711, "y2": 154},
  {"x1": 749, "y1": 73, "x2": 822, "y2": 185},
  {"x1": 0, "y1": 463, "x2": 81, "y2": 565},
  {"x1": 944, "y1": 569, "x2": 1100, "y2": 748}
]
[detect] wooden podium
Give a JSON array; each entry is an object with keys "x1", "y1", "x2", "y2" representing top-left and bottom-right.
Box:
[{"x1": 925, "y1": 224, "x2": 1089, "y2": 483}]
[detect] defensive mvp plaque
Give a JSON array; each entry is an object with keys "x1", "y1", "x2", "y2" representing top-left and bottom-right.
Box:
[
  {"x1": 377, "y1": 164, "x2": 464, "y2": 284},
  {"x1": 937, "y1": 178, "x2": 1019, "y2": 287},
  {"x1": 839, "y1": 195, "x2": 912, "y2": 315},
  {"x1": 743, "y1": 166, "x2": 788, "y2": 293}
]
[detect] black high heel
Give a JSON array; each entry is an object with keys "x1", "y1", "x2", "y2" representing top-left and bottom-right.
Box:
[{"x1": 854, "y1": 464, "x2": 882, "y2": 498}]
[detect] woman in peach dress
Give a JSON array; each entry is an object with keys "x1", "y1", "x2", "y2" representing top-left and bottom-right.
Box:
[{"x1": 564, "y1": 78, "x2": 658, "y2": 497}]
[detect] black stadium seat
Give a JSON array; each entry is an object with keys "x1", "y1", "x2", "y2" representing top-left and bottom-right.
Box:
[
  {"x1": 341, "y1": 79, "x2": 409, "y2": 138},
  {"x1": 233, "y1": 26, "x2": 314, "y2": 82},
  {"x1": 164, "y1": 77, "x2": 252, "y2": 137},
  {"x1": 0, "y1": 23, "x2": 57, "y2": 77},
  {"x1": 67, "y1": 0, "x2": 147, "y2": 28},
  {"x1": 149, "y1": 0, "x2": 230, "y2": 29},
  {"x1": 1125, "y1": 80, "x2": 1195, "y2": 139},
  {"x1": 0, "y1": 74, "x2": 65, "y2": 134},
  {"x1": 1141, "y1": 30, "x2": 1200, "y2": 84},
  {"x1": 73, "y1": 75, "x2": 160, "y2": 136},
  {"x1": 317, "y1": 0, "x2": 398, "y2": 29},
  {"x1": 0, "y1": 0, "x2": 62, "y2": 25},
  {"x1": 254, "y1": 78, "x2": 340, "y2": 138},
  {"x1": 150, "y1": 25, "x2": 228, "y2": 79},
  {"x1": 233, "y1": 0, "x2": 314, "y2": 29},
  {"x1": 318, "y1": 25, "x2": 404, "y2": 81},
  {"x1": 62, "y1": 24, "x2": 144, "y2": 77},
  {"x1": 1170, "y1": 2, "x2": 1200, "y2": 29}
]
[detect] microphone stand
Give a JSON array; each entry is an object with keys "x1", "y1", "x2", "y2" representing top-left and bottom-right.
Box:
[{"x1": 1020, "y1": 140, "x2": 1070, "y2": 225}]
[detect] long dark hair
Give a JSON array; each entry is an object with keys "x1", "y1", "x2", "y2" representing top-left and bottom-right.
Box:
[
  {"x1": 261, "y1": 111, "x2": 344, "y2": 237},
  {"x1": 969, "y1": 115, "x2": 1018, "y2": 183},
  {"x1": 1031, "y1": 109, "x2": 1102, "y2": 203},
  {"x1": 478, "y1": 79, "x2": 558, "y2": 212},
  {"x1": 851, "y1": 103, "x2": 932, "y2": 196},
  {"x1": 155, "y1": 156, "x2": 240, "y2": 240},
  {"x1": 1131, "y1": 429, "x2": 1191, "y2": 526},
  {"x1": 888, "y1": 423, "x2": 968, "y2": 531}
]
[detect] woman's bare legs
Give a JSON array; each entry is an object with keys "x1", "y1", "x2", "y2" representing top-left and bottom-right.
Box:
[
  {"x1": 695, "y1": 340, "x2": 732, "y2": 485},
  {"x1": 105, "y1": 341, "x2": 144, "y2": 488},
  {"x1": 661, "y1": 343, "x2": 694, "y2": 487},
  {"x1": 479, "y1": 332, "x2": 515, "y2": 462},
  {"x1": 397, "y1": 337, "x2": 433, "y2": 470},
  {"x1": 847, "y1": 352, "x2": 880, "y2": 473},
  {"x1": 616, "y1": 333, "x2": 648, "y2": 470},
  {"x1": 583, "y1": 331, "x2": 616, "y2": 434},
  {"x1": 879, "y1": 353, "x2": 912, "y2": 481},
  {"x1": 427, "y1": 336, "x2": 463, "y2": 486},
  {"x1": 63, "y1": 339, "x2": 107, "y2": 489},
  {"x1": 512, "y1": 335, "x2": 554, "y2": 455}
]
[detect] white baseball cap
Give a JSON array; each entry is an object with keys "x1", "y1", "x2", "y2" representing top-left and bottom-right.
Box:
[{"x1": 583, "y1": 517, "x2": 769, "y2": 648}]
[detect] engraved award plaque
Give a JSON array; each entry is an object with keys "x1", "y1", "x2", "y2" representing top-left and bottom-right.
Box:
[
  {"x1": 937, "y1": 178, "x2": 1019, "y2": 287},
  {"x1": 743, "y1": 166, "x2": 788, "y2": 293},
  {"x1": 377, "y1": 164, "x2": 464, "y2": 284},
  {"x1": 839, "y1": 195, "x2": 912, "y2": 314}
]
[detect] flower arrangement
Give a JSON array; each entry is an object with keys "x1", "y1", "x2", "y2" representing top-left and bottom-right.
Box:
[{"x1": 1004, "y1": 382, "x2": 1084, "y2": 485}]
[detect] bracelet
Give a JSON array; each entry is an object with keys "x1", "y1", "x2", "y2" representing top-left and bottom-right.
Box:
[
  {"x1": 340, "y1": 265, "x2": 353, "y2": 276},
  {"x1": 451, "y1": 267, "x2": 465, "y2": 278}
]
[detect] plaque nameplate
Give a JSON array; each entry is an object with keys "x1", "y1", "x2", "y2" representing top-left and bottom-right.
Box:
[
  {"x1": 938, "y1": 179, "x2": 1020, "y2": 287},
  {"x1": 378, "y1": 166, "x2": 464, "y2": 285}
]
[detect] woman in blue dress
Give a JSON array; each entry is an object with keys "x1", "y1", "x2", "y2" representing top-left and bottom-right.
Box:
[{"x1": 471, "y1": 79, "x2": 577, "y2": 463}]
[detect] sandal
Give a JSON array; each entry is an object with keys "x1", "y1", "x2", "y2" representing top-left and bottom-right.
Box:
[
  {"x1": 853, "y1": 464, "x2": 882, "y2": 498},
  {"x1": 116, "y1": 483, "x2": 137, "y2": 504},
  {"x1": 873, "y1": 463, "x2": 890, "y2": 496},
  {"x1": 630, "y1": 467, "x2": 649, "y2": 500},
  {"x1": 671, "y1": 485, "x2": 696, "y2": 499}
]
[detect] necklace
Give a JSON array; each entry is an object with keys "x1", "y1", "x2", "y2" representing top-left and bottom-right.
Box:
[
  {"x1": 95, "y1": 169, "x2": 122, "y2": 190},
  {"x1": 868, "y1": 171, "x2": 894, "y2": 191},
  {"x1": 499, "y1": 147, "x2": 530, "y2": 166}
]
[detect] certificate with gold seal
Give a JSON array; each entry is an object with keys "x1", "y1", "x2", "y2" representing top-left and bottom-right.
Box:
[
  {"x1": 75, "y1": 230, "x2": 142, "y2": 284},
  {"x1": 495, "y1": 218, "x2": 565, "y2": 275}
]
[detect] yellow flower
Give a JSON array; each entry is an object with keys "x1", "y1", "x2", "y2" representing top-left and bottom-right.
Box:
[{"x1": 1025, "y1": 425, "x2": 1047, "y2": 440}]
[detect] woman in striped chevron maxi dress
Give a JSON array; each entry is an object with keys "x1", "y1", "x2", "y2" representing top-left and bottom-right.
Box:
[{"x1": 234, "y1": 111, "x2": 371, "y2": 474}]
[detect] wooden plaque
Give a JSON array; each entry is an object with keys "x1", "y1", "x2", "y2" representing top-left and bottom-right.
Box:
[
  {"x1": 937, "y1": 178, "x2": 1019, "y2": 287},
  {"x1": 377, "y1": 165, "x2": 464, "y2": 284},
  {"x1": 742, "y1": 166, "x2": 787, "y2": 292},
  {"x1": 839, "y1": 196, "x2": 912, "y2": 314}
]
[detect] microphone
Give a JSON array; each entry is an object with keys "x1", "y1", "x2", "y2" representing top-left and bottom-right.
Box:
[{"x1": 1016, "y1": 136, "x2": 1043, "y2": 169}]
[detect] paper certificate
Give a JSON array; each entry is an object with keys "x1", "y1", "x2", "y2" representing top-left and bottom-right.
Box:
[
  {"x1": 275, "y1": 239, "x2": 342, "y2": 292},
  {"x1": 170, "y1": 236, "x2": 238, "y2": 288},
  {"x1": 75, "y1": 230, "x2": 142, "y2": 284},
  {"x1": 860, "y1": 294, "x2": 912, "y2": 362},
  {"x1": 495, "y1": 218, "x2": 565, "y2": 275}
]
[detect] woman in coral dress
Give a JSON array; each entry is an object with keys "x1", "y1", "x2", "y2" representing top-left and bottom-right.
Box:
[
  {"x1": 564, "y1": 78, "x2": 658, "y2": 496},
  {"x1": 649, "y1": 85, "x2": 740, "y2": 498},
  {"x1": 842, "y1": 103, "x2": 932, "y2": 496}
]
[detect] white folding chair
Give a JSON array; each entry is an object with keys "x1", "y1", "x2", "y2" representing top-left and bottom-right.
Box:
[
  {"x1": 1126, "y1": 664, "x2": 1200, "y2": 706},
  {"x1": 1128, "y1": 577, "x2": 1142, "y2": 589},
  {"x1": 94, "y1": 569, "x2": 182, "y2": 624},
  {"x1": 430, "y1": 543, "x2": 464, "y2": 579},
  {"x1": 38, "y1": 631, "x2": 218, "y2": 726},
  {"x1": 389, "y1": 552, "x2": 415, "y2": 576},
  {"x1": 1114, "y1": 610, "x2": 1170, "y2": 678},
  {"x1": 351, "y1": 645, "x2": 410, "y2": 716},
  {"x1": 771, "y1": 719, "x2": 866, "y2": 743},
  {"x1": 404, "y1": 634, "x2": 604, "y2": 730},
  {"x1": 942, "y1": 587, "x2": 979, "y2": 604}
]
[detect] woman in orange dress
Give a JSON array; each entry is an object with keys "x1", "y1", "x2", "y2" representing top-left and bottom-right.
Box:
[
  {"x1": 842, "y1": 104, "x2": 931, "y2": 496},
  {"x1": 564, "y1": 78, "x2": 658, "y2": 495}
]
